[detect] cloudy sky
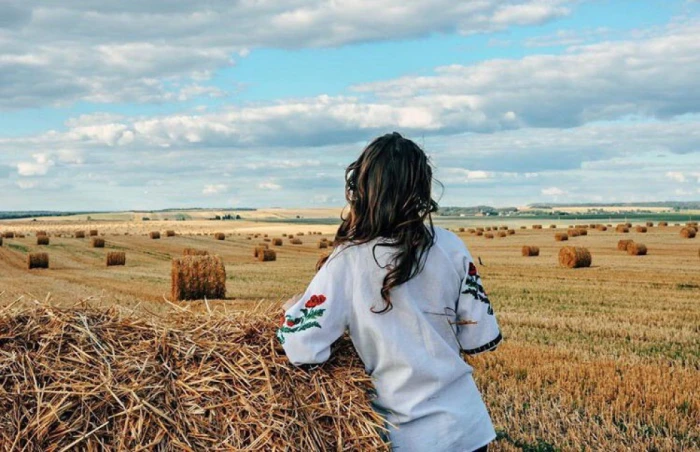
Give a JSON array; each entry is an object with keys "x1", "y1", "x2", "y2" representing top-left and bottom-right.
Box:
[{"x1": 1, "y1": 0, "x2": 700, "y2": 211}]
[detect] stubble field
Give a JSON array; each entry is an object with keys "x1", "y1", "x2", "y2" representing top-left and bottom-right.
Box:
[{"x1": 1, "y1": 216, "x2": 698, "y2": 451}]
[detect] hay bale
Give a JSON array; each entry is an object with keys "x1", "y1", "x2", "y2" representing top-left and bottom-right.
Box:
[
  {"x1": 89, "y1": 230, "x2": 98, "y2": 236},
  {"x1": 558, "y1": 247, "x2": 591, "y2": 268},
  {"x1": 0, "y1": 237, "x2": 3, "y2": 247},
  {"x1": 567, "y1": 229, "x2": 581, "y2": 237},
  {"x1": 618, "y1": 239, "x2": 634, "y2": 251},
  {"x1": 91, "y1": 237, "x2": 105, "y2": 248},
  {"x1": 646, "y1": 222, "x2": 654, "y2": 227},
  {"x1": 319, "y1": 241, "x2": 329, "y2": 249},
  {"x1": 253, "y1": 245, "x2": 269, "y2": 258},
  {"x1": 596, "y1": 225, "x2": 608, "y2": 231},
  {"x1": 616, "y1": 225, "x2": 629, "y2": 233},
  {"x1": 554, "y1": 233, "x2": 568, "y2": 241},
  {"x1": 272, "y1": 238, "x2": 283, "y2": 246},
  {"x1": 3, "y1": 232, "x2": 14, "y2": 239},
  {"x1": 507, "y1": 229, "x2": 515, "y2": 235},
  {"x1": 522, "y1": 246, "x2": 540, "y2": 256},
  {"x1": 578, "y1": 229, "x2": 588, "y2": 236},
  {"x1": 549, "y1": 225, "x2": 557, "y2": 229},
  {"x1": 680, "y1": 228, "x2": 696, "y2": 239},
  {"x1": 484, "y1": 233, "x2": 494, "y2": 239},
  {"x1": 0, "y1": 305, "x2": 387, "y2": 451},
  {"x1": 171, "y1": 255, "x2": 226, "y2": 301},
  {"x1": 625, "y1": 222, "x2": 632, "y2": 228},
  {"x1": 499, "y1": 226, "x2": 508, "y2": 231},
  {"x1": 106, "y1": 251, "x2": 126, "y2": 266},
  {"x1": 215, "y1": 233, "x2": 225, "y2": 240},
  {"x1": 37, "y1": 236, "x2": 49, "y2": 246},
  {"x1": 458, "y1": 227, "x2": 465, "y2": 232},
  {"x1": 183, "y1": 248, "x2": 209, "y2": 256},
  {"x1": 258, "y1": 249, "x2": 277, "y2": 262},
  {"x1": 28, "y1": 252, "x2": 49, "y2": 269},
  {"x1": 150, "y1": 231, "x2": 161, "y2": 239},
  {"x1": 627, "y1": 243, "x2": 647, "y2": 255},
  {"x1": 36, "y1": 230, "x2": 47, "y2": 237},
  {"x1": 532, "y1": 225, "x2": 543, "y2": 230},
  {"x1": 297, "y1": 232, "x2": 305, "y2": 236},
  {"x1": 635, "y1": 226, "x2": 647, "y2": 233},
  {"x1": 75, "y1": 231, "x2": 86, "y2": 238},
  {"x1": 476, "y1": 231, "x2": 484, "y2": 236},
  {"x1": 290, "y1": 238, "x2": 303, "y2": 245},
  {"x1": 659, "y1": 221, "x2": 668, "y2": 227},
  {"x1": 520, "y1": 226, "x2": 527, "y2": 230},
  {"x1": 166, "y1": 230, "x2": 176, "y2": 237}
]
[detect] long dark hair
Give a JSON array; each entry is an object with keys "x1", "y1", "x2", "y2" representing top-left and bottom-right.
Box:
[{"x1": 318, "y1": 132, "x2": 440, "y2": 313}]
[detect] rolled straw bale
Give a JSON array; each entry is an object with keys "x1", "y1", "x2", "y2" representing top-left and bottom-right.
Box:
[
  {"x1": 520, "y1": 226, "x2": 527, "y2": 230},
  {"x1": 183, "y1": 248, "x2": 209, "y2": 256},
  {"x1": 0, "y1": 237, "x2": 3, "y2": 247},
  {"x1": 215, "y1": 233, "x2": 225, "y2": 240},
  {"x1": 258, "y1": 249, "x2": 277, "y2": 262},
  {"x1": 297, "y1": 232, "x2": 304, "y2": 236},
  {"x1": 567, "y1": 229, "x2": 581, "y2": 237},
  {"x1": 37, "y1": 236, "x2": 49, "y2": 246},
  {"x1": 507, "y1": 229, "x2": 515, "y2": 235},
  {"x1": 0, "y1": 305, "x2": 388, "y2": 450},
  {"x1": 272, "y1": 238, "x2": 283, "y2": 246},
  {"x1": 625, "y1": 222, "x2": 632, "y2": 228},
  {"x1": 264, "y1": 238, "x2": 271, "y2": 242},
  {"x1": 616, "y1": 225, "x2": 629, "y2": 233},
  {"x1": 497, "y1": 231, "x2": 507, "y2": 238},
  {"x1": 597, "y1": 225, "x2": 608, "y2": 231},
  {"x1": 659, "y1": 221, "x2": 668, "y2": 227},
  {"x1": 150, "y1": 231, "x2": 161, "y2": 239},
  {"x1": 558, "y1": 246, "x2": 591, "y2": 268},
  {"x1": 627, "y1": 243, "x2": 647, "y2": 255},
  {"x1": 171, "y1": 255, "x2": 226, "y2": 301},
  {"x1": 468, "y1": 228, "x2": 476, "y2": 233},
  {"x1": 476, "y1": 228, "x2": 484, "y2": 232},
  {"x1": 319, "y1": 241, "x2": 329, "y2": 249},
  {"x1": 166, "y1": 230, "x2": 176, "y2": 237},
  {"x1": 484, "y1": 233, "x2": 494, "y2": 239},
  {"x1": 458, "y1": 227, "x2": 465, "y2": 232},
  {"x1": 646, "y1": 222, "x2": 654, "y2": 227},
  {"x1": 532, "y1": 225, "x2": 543, "y2": 230},
  {"x1": 75, "y1": 231, "x2": 86, "y2": 238},
  {"x1": 554, "y1": 233, "x2": 568, "y2": 241},
  {"x1": 635, "y1": 226, "x2": 647, "y2": 233},
  {"x1": 89, "y1": 229, "x2": 98, "y2": 236},
  {"x1": 578, "y1": 229, "x2": 588, "y2": 236},
  {"x1": 282, "y1": 233, "x2": 287, "y2": 237},
  {"x1": 522, "y1": 246, "x2": 540, "y2": 257},
  {"x1": 291, "y1": 238, "x2": 303, "y2": 245},
  {"x1": 91, "y1": 237, "x2": 105, "y2": 248},
  {"x1": 28, "y1": 252, "x2": 49, "y2": 269},
  {"x1": 589, "y1": 224, "x2": 597, "y2": 229},
  {"x1": 476, "y1": 231, "x2": 484, "y2": 236},
  {"x1": 550, "y1": 225, "x2": 557, "y2": 229},
  {"x1": 106, "y1": 251, "x2": 126, "y2": 266},
  {"x1": 499, "y1": 226, "x2": 508, "y2": 231},
  {"x1": 618, "y1": 240, "x2": 634, "y2": 251},
  {"x1": 247, "y1": 237, "x2": 252, "y2": 240},
  {"x1": 680, "y1": 228, "x2": 696, "y2": 239},
  {"x1": 3, "y1": 231, "x2": 14, "y2": 238}
]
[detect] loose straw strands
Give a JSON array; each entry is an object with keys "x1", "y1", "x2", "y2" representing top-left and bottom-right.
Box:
[{"x1": 0, "y1": 305, "x2": 388, "y2": 450}]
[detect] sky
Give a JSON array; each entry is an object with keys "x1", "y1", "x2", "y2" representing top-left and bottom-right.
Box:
[{"x1": 1, "y1": 0, "x2": 700, "y2": 211}]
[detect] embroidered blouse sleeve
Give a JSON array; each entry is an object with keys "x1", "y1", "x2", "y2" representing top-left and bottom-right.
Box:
[
  {"x1": 455, "y1": 254, "x2": 502, "y2": 355},
  {"x1": 276, "y1": 250, "x2": 350, "y2": 366}
]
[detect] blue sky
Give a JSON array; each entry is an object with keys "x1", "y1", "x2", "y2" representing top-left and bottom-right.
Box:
[{"x1": 1, "y1": 0, "x2": 699, "y2": 210}]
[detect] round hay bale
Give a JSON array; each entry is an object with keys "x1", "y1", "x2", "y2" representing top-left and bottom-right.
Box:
[
  {"x1": 183, "y1": 248, "x2": 209, "y2": 256},
  {"x1": 520, "y1": 226, "x2": 527, "y2": 230},
  {"x1": 258, "y1": 249, "x2": 277, "y2": 262},
  {"x1": 28, "y1": 252, "x2": 49, "y2": 269},
  {"x1": 89, "y1": 230, "x2": 98, "y2": 236},
  {"x1": 476, "y1": 231, "x2": 484, "y2": 236},
  {"x1": 75, "y1": 231, "x2": 86, "y2": 239},
  {"x1": 484, "y1": 233, "x2": 494, "y2": 239},
  {"x1": 106, "y1": 251, "x2": 126, "y2": 266},
  {"x1": 627, "y1": 243, "x2": 647, "y2": 255},
  {"x1": 499, "y1": 226, "x2": 508, "y2": 231},
  {"x1": 272, "y1": 238, "x2": 283, "y2": 246},
  {"x1": 596, "y1": 225, "x2": 608, "y2": 231},
  {"x1": 549, "y1": 225, "x2": 557, "y2": 229},
  {"x1": 297, "y1": 232, "x2": 304, "y2": 236},
  {"x1": 319, "y1": 241, "x2": 329, "y2": 249},
  {"x1": 567, "y1": 229, "x2": 581, "y2": 237},
  {"x1": 578, "y1": 229, "x2": 588, "y2": 236},
  {"x1": 522, "y1": 246, "x2": 540, "y2": 257},
  {"x1": 554, "y1": 233, "x2": 568, "y2": 241},
  {"x1": 166, "y1": 230, "x2": 176, "y2": 237},
  {"x1": 617, "y1": 240, "x2": 634, "y2": 251},
  {"x1": 3, "y1": 232, "x2": 14, "y2": 239},
  {"x1": 37, "y1": 236, "x2": 49, "y2": 246},
  {"x1": 659, "y1": 221, "x2": 668, "y2": 227},
  {"x1": 646, "y1": 222, "x2": 654, "y2": 227},
  {"x1": 0, "y1": 237, "x2": 3, "y2": 247},
  {"x1": 616, "y1": 225, "x2": 629, "y2": 233},
  {"x1": 91, "y1": 237, "x2": 105, "y2": 248},
  {"x1": 625, "y1": 222, "x2": 632, "y2": 228},
  {"x1": 263, "y1": 238, "x2": 271, "y2": 242},
  {"x1": 214, "y1": 233, "x2": 225, "y2": 240},
  {"x1": 507, "y1": 229, "x2": 515, "y2": 235},
  {"x1": 476, "y1": 228, "x2": 484, "y2": 232},
  {"x1": 150, "y1": 231, "x2": 161, "y2": 240},
  {"x1": 171, "y1": 255, "x2": 226, "y2": 301},
  {"x1": 680, "y1": 228, "x2": 696, "y2": 239},
  {"x1": 558, "y1": 247, "x2": 591, "y2": 268},
  {"x1": 458, "y1": 227, "x2": 465, "y2": 232},
  {"x1": 635, "y1": 226, "x2": 647, "y2": 233},
  {"x1": 290, "y1": 238, "x2": 303, "y2": 245},
  {"x1": 497, "y1": 231, "x2": 507, "y2": 238},
  {"x1": 532, "y1": 225, "x2": 543, "y2": 230}
]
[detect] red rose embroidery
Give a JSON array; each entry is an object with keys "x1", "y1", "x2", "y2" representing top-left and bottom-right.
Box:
[
  {"x1": 286, "y1": 319, "x2": 295, "y2": 327},
  {"x1": 305, "y1": 294, "x2": 327, "y2": 308},
  {"x1": 468, "y1": 262, "x2": 478, "y2": 276}
]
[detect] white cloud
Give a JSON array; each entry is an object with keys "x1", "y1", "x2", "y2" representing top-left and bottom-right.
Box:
[
  {"x1": 202, "y1": 184, "x2": 228, "y2": 195},
  {"x1": 17, "y1": 153, "x2": 54, "y2": 176},
  {"x1": 666, "y1": 171, "x2": 686, "y2": 183},
  {"x1": 258, "y1": 181, "x2": 282, "y2": 190},
  {"x1": 541, "y1": 187, "x2": 567, "y2": 196}
]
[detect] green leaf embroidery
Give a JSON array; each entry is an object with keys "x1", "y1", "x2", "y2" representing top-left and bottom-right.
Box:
[{"x1": 276, "y1": 304, "x2": 326, "y2": 344}]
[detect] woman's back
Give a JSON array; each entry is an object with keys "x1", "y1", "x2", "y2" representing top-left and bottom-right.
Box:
[{"x1": 279, "y1": 226, "x2": 500, "y2": 451}]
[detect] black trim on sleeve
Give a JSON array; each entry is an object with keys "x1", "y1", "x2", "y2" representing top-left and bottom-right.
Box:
[{"x1": 462, "y1": 332, "x2": 502, "y2": 355}]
